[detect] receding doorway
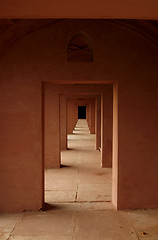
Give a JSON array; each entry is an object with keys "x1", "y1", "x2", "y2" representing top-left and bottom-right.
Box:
[
  {"x1": 78, "y1": 106, "x2": 86, "y2": 119},
  {"x1": 43, "y1": 83, "x2": 115, "y2": 210}
]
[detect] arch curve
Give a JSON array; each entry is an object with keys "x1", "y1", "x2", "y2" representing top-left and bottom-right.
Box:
[{"x1": 67, "y1": 32, "x2": 93, "y2": 62}]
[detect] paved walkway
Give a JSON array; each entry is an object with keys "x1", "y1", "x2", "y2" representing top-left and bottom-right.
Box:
[
  {"x1": 0, "y1": 119, "x2": 158, "y2": 240},
  {"x1": 45, "y1": 119, "x2": 112, "y2": 205}
]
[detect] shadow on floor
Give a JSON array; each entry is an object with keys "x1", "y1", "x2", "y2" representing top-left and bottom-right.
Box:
[{"x1": 43, "y1": 203, "x2": 64, "y2": 211}]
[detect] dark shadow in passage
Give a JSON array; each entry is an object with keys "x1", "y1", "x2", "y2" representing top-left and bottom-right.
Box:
[
  {"x1": 60, "y1": 164, "x2": 71, "y2": 168},
  {"x1": 78, "y1": 106, "x2": 86, "y2": 119}
]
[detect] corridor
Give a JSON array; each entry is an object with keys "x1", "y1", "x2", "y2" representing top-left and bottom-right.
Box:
[{"x1": 45, "y1": 119, "x2": 112, "y2": 205}]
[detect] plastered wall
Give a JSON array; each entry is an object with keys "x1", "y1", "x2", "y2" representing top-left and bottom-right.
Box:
[{"x1": 0, "y1": 20, "x2": 158, "y2": 211}]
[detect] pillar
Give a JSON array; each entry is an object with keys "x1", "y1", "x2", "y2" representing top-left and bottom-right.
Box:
[
  {"x1": 45, "y1": 86, "x2": 60, "y2": 168},
  {"x1": 101, "y1": 86, "x2": 113, "y2": 168},
  {"x1": 87, "y1": 103, "x2": 91, "y2": 131},
  {"x1": 60, "y1": 95, "x2": 67, "y2": 150},
  {"x1": 112, "y1": 81, "x2": 118, "y2": 208},
  {"x1": 67, "y1": 99, "x2": 74, "y2": 134},
  {"x1": 90, "y1": 99, "x2": 95, "y2": 134},
  {"x1": 73, "y1": 103, "x2": 78, "y2": 128},
  {"x1": 95, "y1": 95, "x2": 101, "y2": 150},
  {"x1": 115, "y1": 79, "x2": 158, "y2": 209}
]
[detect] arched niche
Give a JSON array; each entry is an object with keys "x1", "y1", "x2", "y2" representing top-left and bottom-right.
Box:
[{"x1": 67, "y1": 32, "x2": 93, "y2": 62}]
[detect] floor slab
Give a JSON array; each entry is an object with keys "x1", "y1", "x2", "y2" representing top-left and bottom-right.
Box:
[
  {"x1": 12, "y1": 211, "x2": 74, "y2": 237},
  {"x1": 73, "y1": 210, "x2": 138, "y2": 240},
  {"x1": 77, "y1": 183, "x2": 111, "y2": 202},
  {"x1": 45, "y1": 190, "x2": 76, "y2": 203},
  {"x1": 128, "y1": 209, "x2": 158, "y2": 240},
  {"x1": 0, "y1": 213, "x2": 22, "y2": 238}
]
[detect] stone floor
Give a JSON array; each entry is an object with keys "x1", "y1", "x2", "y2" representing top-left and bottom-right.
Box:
[
  {"x1": 0, "y1": 119, "x2": 158, "y2": 240},
  {"x1": 45, "y1": 119, "x2": 112, "y2": 204}
]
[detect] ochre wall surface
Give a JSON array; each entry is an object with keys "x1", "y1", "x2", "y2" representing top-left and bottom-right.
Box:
[{"x1": 0, "y1": 20, "x2": 158, "y2": 212}]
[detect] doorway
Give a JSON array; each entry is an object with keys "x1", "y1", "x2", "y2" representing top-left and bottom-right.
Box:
[
  {"x1": 78, "y1": 106, "x2": 86, "y2": 119},
  {"x1": 43, "y1": 82, "x2": 116, "y2": 209}
]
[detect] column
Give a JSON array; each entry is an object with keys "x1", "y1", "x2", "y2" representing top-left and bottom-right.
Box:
[
  {"x1": 95, "y1": 95, "x2": 101, "y2": 150},
  {"x1": 60, "y1": 95, "x2": 67, "y2": 150},
  {"x1": 45, "y1": 86, "x2": 60, "y2": 168},
  {"x1": 101, "y1": 86, "x2": 113, "y2": 168}
]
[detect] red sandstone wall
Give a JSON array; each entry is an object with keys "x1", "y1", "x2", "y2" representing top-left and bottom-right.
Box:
[{"x1": 0, "y1": 20, "x2": 158, "y2": 211}]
